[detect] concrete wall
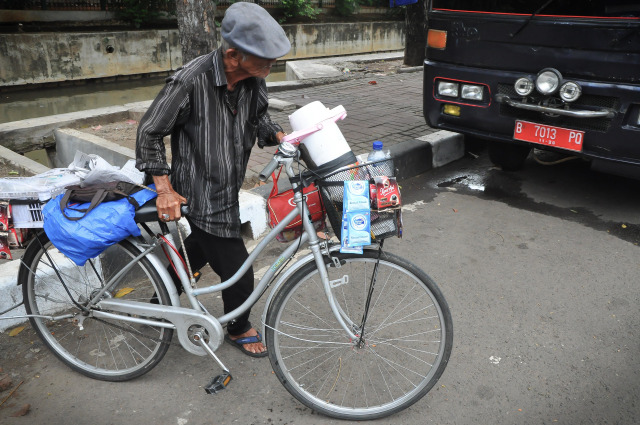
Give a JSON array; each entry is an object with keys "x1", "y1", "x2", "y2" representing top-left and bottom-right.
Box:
[
  {"x1": 0, "y1": 10, "x2": 117, "y2": 22},
  {"x1": 0, "y1": 30, "x2": 181, "y2": 87},
  {"x1": 283, "y1": 22, "x2": 404, "y2": 60},
  {"x1": 0, "y1": 22, "x2": 404, "y2": 87}
]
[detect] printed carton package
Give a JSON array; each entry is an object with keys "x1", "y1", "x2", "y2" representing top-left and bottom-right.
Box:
[
  {"x1": 340, "y1": 181, "x2": 371, "y2": 253},
  {"x1": 0, "y1": 202, "x2": 8, "y2": 232},
  {"x1": 370, "y1": 176, "x2": 401, "y2": 210},
  {"x1": 343, "y1": 181, "x2": 370, "y2": 212},
  {"x1": 0, "y1": 232, "x2": 11, "y2": 260},
  {"x1": 345, "y1": 210, "x2": 371, "y2": 247},
  {"x1": 340, "y1": 212, "x2": 363, "y2": 254}
]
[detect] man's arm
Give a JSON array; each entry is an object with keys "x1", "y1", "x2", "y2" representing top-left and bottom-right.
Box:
[
  {"x1": 254, "y1": 79, "x2": 286, "y2": 147},
  {"x1": 136, "y1": 78, "x2": 190, "y2": 220},
  {"x1": 152, "y1": 175, "x2": 187, "y2": 222}
]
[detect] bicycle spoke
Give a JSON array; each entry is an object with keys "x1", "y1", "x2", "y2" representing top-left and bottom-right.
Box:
[
  {"x1": 267, "y1": 251, "x2": 452, "y2": 419},
  {"x1": 22, "y1": 235, "x2": 173, "y2": 381}
]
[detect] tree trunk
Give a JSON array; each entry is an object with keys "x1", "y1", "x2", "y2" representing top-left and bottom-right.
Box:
[
  {"x1": 403, "y1": 0, "x2": 428, "y2": 66},
  {"x1": 175, "y1": 0, "x2": 218, "y2": 64}
]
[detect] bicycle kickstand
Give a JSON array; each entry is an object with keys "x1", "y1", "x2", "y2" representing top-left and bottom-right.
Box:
[{"x1": 192, "y1": 331, "x2": 233, "y2": 394}]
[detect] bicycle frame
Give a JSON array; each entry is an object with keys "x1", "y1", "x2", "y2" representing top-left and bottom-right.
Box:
[{"x1": 91, "y1": 156, "x2": 361, "y2": 357}]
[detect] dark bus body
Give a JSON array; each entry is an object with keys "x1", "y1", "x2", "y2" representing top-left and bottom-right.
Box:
[{"x1": 423, "y1": 1, "x2": 640, "y2": 178}]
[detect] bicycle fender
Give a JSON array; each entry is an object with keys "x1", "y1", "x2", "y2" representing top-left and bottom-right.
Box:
[{"x1": 127, "y1": 237, "x2": 181, "y2": 308}]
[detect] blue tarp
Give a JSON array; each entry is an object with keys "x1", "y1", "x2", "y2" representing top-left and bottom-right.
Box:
[{"x1": 42, "y1": 185, "x2": 157, "y2": 266}]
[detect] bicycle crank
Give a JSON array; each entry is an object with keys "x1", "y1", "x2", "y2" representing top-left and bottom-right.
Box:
[{"x1": 192, "y1": 329, "x2": 234, "y2": 394}]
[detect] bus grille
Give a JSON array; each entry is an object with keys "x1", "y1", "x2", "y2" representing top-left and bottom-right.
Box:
[{"x1": 497, "y1": 84, "x2": 617, "y2": 132}]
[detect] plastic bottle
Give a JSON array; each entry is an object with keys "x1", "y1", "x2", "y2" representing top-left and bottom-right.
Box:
[{"x1": 367, "y1": 141, "x2": 389, "y2": 162}]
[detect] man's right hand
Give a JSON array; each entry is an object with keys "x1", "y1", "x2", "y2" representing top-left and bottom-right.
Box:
[{"x1": 152, "y1": 175, "x2": 187, "y2": 222}]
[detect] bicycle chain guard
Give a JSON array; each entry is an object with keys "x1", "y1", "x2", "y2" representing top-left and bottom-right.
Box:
[{"x1": 96, "y1": 299, "x2": 224, "y2": 356}]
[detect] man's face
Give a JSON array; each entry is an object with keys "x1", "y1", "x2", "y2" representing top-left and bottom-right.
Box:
[{"x1": 239, "y1": 54, "x2": 276, "y2": 79}]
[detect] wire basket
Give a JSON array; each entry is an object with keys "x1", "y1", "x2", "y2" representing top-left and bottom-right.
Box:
[{"x1": 317, "y1": 159, "x2": 399, "y2": 241}]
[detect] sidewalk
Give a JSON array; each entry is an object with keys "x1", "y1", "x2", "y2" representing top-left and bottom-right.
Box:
[{"x1": 247, "y1": 68, "x2": 441, "y2": 183}]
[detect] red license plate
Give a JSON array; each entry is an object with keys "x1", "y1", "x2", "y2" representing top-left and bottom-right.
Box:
[{"x1": 513, "y1": 120, "x2": 584, "y2": 152}]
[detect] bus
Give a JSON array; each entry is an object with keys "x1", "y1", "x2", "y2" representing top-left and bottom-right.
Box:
[{"x1": 423, "y1": 0, "x2": 640, "y2": 178}]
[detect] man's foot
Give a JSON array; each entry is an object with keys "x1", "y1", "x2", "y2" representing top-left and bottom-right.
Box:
[{"x1": 225, "y1": 328, "x2": 268, "y2": 357}]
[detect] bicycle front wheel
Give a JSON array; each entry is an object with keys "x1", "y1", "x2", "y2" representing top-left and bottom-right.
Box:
[
  {"x1": 265, "y1": 250, "x2": 453, "y2": 420},
  {"x1": 20, "y1": 232, "x2": 173, "y2": 381}
]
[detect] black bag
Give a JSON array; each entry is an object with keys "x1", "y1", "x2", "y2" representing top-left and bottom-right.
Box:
[{"x1": 60, "y1": 181, "x2": 144, "y2": 221}]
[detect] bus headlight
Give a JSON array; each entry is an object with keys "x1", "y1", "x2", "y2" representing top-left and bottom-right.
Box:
[
  {"x1": 535, "y1": 68, "x2": 562, "y2": 95},
  {"x1": 437, "y1": 81, "x2": 459, "y2": 97},
  {"x1": 461, "y1": 84, "x2": 484, "y2": 101},
  {"x1": 514, "y1": 77, "x2": 534, "y2": 96},
  {"x1": 559, "y1": 81, "x2": 582, "y2": 102}
]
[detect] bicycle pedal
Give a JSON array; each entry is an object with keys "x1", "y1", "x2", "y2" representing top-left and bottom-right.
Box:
[{"x1": 204, "y1": 372, "x2": 233, "y2": 394}]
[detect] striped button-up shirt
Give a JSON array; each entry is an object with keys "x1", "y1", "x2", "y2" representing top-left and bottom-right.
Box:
[{"x1": 135, "y1": 48, "x2": 282, "y2": 238}]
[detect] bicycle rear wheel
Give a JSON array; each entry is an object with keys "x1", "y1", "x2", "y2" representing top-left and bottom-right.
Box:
[
  {"x1": 265, "y1": 250, "x2": 453, "y2": 420},
  {"x1": 20, "y1": 232, "x2": 173, "y2": 381}
]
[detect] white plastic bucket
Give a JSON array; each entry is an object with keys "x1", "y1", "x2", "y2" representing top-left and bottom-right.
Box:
[{"x1": 289, "y1": 101, "x2": 353, "y2": 168}]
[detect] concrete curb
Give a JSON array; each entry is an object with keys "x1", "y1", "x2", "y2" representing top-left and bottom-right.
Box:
[
  {"x1": 0, "y1": 106, "x2": 130, "y2": 154},
  {"x1": 0, "y1": 144, "x2": 49, "y2": 175},
  {"x1": 269, "y1": 51, "x2": 408, "y2": 92},
  {"x1": 397, "y1": 66, "x2": 423, "y2": 74}
]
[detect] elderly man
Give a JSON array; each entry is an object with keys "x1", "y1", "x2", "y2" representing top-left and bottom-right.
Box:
[{"x1": 135, "y1": 3, "x2": 290, "y2": 357}]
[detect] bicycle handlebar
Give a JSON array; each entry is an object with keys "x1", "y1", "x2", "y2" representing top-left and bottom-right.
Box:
[
  {"x1": 259, "y1": 105, "x2": 348, "y2": 182},
  {"x1": 259, "y1": 157, "x2": 280, "y2": 182}
]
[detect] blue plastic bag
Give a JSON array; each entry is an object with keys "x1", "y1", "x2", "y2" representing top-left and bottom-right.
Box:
[
  {"x1": 389, "y1": 0, "x2": 418, "y2": 6},
  {"x1": 42, "y1": 185, "x2": 157, "y2": 266}
]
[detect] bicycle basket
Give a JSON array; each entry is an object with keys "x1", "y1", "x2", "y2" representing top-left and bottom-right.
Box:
[{"x1": 317, "y1": 159, "x2": 399, "y2": 241}]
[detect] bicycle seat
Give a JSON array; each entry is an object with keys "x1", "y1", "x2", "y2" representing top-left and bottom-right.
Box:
[{"x1": 135, "y1": 198, "x2": 160, "y2": 223}]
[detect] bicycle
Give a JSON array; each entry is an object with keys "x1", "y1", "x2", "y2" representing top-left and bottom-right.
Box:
[{"x1": 16, "y1": 139, "x2": 453, "y2": 420}]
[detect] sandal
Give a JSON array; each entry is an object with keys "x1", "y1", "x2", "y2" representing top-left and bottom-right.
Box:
[{"x1": 224, "y1": 331, "x2": 268, "y2": 358}]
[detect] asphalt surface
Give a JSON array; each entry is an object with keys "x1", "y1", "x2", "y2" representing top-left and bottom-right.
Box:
[
  {"x1": 1, "y1": 66, "x2": 639, "y2": 424},
  {"x1": 1, "y1": 148, "x2": 638, "y2": 424}
]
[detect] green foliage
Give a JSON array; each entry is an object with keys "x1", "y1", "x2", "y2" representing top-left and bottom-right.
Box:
[
  {"x1": 279, "y1": 0, "x2": 319, "y2": 23},
  {"x1": 118, "y1": 0, "x2": 175, "y2": 28},
  {"x1": 335, "y1": 0, "x2": 358, "y2": 16}
]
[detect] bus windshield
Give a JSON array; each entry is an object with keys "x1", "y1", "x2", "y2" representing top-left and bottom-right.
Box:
[{"x1": 431, "y1": 0, "x2": 640, "y2": 18}]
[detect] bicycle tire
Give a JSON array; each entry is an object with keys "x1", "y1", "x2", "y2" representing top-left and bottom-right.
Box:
[
  {"x1": 265, "y1": 250, "x2": 453, "y2": 420},
  {"x1": 20, "y1": 232, "x2": 173, "y2": 382}
]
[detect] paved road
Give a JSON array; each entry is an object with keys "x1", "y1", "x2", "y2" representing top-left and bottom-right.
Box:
[{"x1": 1, "y1": 148, "x2": 638, "y2": 424}]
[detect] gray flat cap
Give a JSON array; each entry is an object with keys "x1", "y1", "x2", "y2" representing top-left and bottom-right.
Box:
[{"x1": 221, "y1": 2, "x2": 291, "y2": 59}]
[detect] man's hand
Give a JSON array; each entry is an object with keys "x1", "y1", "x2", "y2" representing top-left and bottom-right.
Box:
[
  {"x1": 152, "y1": 175, "x2": 187, "y2": 222},
  {"x1": 276, "y1": 131, "x2": 286, "y2": 143}
]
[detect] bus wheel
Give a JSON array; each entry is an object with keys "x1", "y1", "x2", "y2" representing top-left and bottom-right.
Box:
[{"x1": 488, "y1": 142, "x2": 531, "y2": 171}]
